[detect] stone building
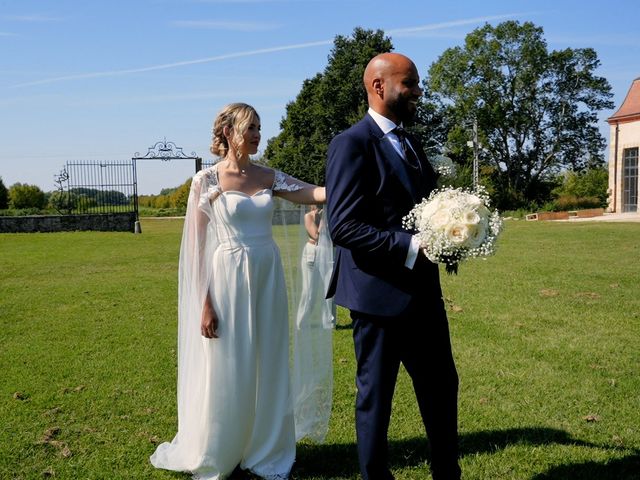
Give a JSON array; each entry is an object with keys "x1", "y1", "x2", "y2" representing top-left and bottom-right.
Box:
[{"x1": 608, "y1": 77, "x2": 640, "y2": 212}]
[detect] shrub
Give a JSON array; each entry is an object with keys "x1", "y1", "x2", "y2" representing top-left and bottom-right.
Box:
[
  {"x1": 0, "y1": 207, "x2": 43, "y2": 216},
  {"x1": 8, "y1": 183, "x2": 47, "y2": 209},
  {"x1": 170, "y1": 178, "x2": 192, "y2": 210},
  {"x1": 554, "y1": 194, "x2": 602, "y2": 211},
  {"x1": 49, "y1": 191, "x2": 78, "y2": 214},
  {"x1": 553, "y1": 168, "x2": 608, "y2": 207}
]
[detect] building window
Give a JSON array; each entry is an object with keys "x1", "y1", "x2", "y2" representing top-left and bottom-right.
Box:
[{"x1": 623, "y1": 147, "x2": 638, "y2": 212}]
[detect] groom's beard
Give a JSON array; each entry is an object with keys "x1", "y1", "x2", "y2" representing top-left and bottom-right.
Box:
[{"x1": 389, "y1": 97, "x2": 417, "y2": 125}]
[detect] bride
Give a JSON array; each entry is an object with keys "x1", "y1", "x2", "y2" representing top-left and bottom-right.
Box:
[{"x1": 150, "y1": 103, "x2": 330, "y2": 479}]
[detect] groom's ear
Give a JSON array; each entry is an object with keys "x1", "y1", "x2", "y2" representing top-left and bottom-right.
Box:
[{"x1": 372, "y1": 78, "x2": 383, "y2": 97}]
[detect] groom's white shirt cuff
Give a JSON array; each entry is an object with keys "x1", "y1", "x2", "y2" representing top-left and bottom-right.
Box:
[
  {"x1": 367, "y1": 108, "x2": 422, "y2": 270},
  {"x1": 405, "y1": 236, "x2": 420, "y2": 269}
]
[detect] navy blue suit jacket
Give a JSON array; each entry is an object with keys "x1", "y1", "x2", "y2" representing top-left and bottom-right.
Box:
[{"x1": 326, "y1": 113, "x2": 442, "y2": 317}]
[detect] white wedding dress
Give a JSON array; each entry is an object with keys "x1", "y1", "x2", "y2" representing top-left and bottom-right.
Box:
[{"x1": 151, "y1": 165, "x2": 332, "y2": 480}]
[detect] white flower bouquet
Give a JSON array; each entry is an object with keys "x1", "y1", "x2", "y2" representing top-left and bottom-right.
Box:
[{"x1": 403, "y1": 186, "x2": 503, "y2": 274}]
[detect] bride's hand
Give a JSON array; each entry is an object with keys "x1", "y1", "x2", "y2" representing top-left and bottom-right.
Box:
[{"x1": 201, "y1": 296, "x2": 219, "y2": 339}]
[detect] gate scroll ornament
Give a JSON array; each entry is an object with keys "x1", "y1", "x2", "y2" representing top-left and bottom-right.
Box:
[{"x1": 131, "y1": 138, "x2": 203, "y2": 226}]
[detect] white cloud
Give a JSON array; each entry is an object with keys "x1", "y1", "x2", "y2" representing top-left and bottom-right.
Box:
[{"x1": 2, "y1": 14, "x2": 64, "y2": 22}]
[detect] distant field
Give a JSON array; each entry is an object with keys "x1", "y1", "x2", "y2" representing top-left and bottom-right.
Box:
[{"x1": 1, "y1": 219, "x2": 638, "y2": 479}]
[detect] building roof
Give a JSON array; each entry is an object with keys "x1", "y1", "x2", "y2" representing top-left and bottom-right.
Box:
[{"x1": 608, "y1": 77, "x2": 640, "y2": 124}]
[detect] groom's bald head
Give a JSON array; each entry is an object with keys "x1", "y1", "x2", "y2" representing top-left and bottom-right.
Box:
[{"x1": 363, "y1": 53, "x2": 422, "y2": 124}]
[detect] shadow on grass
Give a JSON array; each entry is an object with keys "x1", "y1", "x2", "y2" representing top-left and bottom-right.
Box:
[
  {"x1": 531, "y1": 453, "x2": 640, "y2": 480},
  {"x1": 293, "y1": 442, "x2": 359, "y2": 477},
  {"x1": 291, "y1": 426, "x2": 628, "y2": 479},
  {"x1": 161, "y1": 427, "x2": 635, "y2": 479},
  {"x1": 458, "y1": 426, "x2": 597, "y2": 456}
]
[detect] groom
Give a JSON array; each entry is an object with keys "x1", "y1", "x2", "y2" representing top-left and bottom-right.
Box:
[{"x1": 325, "y1": 53, "x2": 461, "y2": 480}]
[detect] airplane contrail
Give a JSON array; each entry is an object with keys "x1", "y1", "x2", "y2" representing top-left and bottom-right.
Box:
[
  {"x1": 11, "y1": 13, "x2": 529, "y2": 88},
  {"x1": 388, "y1": 13, "x2": 528, "y2": 35}
]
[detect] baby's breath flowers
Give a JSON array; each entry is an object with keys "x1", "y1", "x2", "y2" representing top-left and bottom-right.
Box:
[
  {"x1": 403, "y1": 186, "x2": 503, "y2": 274},
  {"x1": 429, "y1": 154, "x2": 456, "y2": 178}
]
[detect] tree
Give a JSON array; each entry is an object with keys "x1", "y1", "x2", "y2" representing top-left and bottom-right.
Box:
[
  {"x1": 159, "y1": 186, "x2": 178, "y2": 196},
  {"x1": 423, "y1": 21, "x2": 614, "y2": 209},
  {"x1": 410, "y1": 88, "x2": 451, "y2": 159},
  {"x1": 0, "y1": 177, "x2": 8, "y2": 209},
  {"x1": 49, "y1": 190, "x2": 78, "y2": 214},
  {"x1": 8, "y1": 183, "x2": 47, "y2": 209},
  {"x1": 170, "y1": 178, "x2": 192, "y2": 209},
  {"x1": 552, "y1": 166, "x2": 609, "y2": 210},
  {"x1": 265, "y1": 28, "x2": 393, "y2": 185},
  {"x1": 95, "y1": 190, "x2": 128, "y2": 206}
]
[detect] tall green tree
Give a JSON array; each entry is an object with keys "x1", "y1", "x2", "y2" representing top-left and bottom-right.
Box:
[
  {"x1": 423, "y1": 21, "x2": 614, "y2": 209},
  {"x1": 0, "y1": 177, "x2": 8, "y2": 209},
  {"x1": 265, "y1": 28, "x2": 393, "y2": 185}
]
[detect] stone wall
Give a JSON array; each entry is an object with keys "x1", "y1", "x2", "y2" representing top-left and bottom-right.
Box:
[{"x1": 0, "y1": 213, "x2": 136, "y2": 233}]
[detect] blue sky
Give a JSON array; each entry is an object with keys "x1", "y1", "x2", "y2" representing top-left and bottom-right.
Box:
[{"x1": 1, "y1": 0, "x2": 639, "y2": 194}]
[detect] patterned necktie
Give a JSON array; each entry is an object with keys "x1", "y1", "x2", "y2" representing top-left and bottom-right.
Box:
[{"x1": 393, "y1": 127, "x2": 421, "y2": 172}]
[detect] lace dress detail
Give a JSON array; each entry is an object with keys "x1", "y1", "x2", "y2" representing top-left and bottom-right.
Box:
[
  {"x1": 196, "y1": 166, "x2": 221, "y2": 208},
  {"x1": 199, "y1": 165, "x2": 304, "y2": 200},
  {"x1": 273, "y1": 170, "x2": 305, "y2": 192}
]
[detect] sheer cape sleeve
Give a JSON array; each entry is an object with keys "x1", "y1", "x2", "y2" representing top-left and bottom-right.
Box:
[
  {"x1": 150, "y1": 166, "x2": 220, "y2": 471},
  {"x1": 289, "y1": 207, "x2": 335, "y2": 443},
  {"x1": 273, "y1": 170, "x2": 335, "y2": 443}
]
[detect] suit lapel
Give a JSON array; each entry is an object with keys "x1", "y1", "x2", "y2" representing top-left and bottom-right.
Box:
[
  {"x1": 377, "y1": 136, "x2": 418, "y2": 200},
  {"x1": 364, "y1": 115, "x2": 419, "y2": 203}
]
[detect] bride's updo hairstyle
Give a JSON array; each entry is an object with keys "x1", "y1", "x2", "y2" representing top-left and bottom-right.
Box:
[{"x1": 210, "y1": 103, "x2": 260, "y2": 158}]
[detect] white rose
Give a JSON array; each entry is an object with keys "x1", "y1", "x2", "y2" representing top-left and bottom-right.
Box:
[
  {"x1": 420, "y1": 198, "x2": 441, "y2": 224},
  {"x1": 462, "y1": 209, "x2": 480, "y2": 225},
  {"x1": 465, "y1": 220, "x2": 487, "y2": 248},
  {"x1": 464, "y1": 194, "x2": 483, "y2": 208},
  {"x1": 429, "y1": 209, "x2": 451, "y2": 232},
  {"x1": 438, "y1": 198, "x2": 457, "y2": 212},
  {"x1": 445, "y1": 223, "x2": 470, "y2": 245}
]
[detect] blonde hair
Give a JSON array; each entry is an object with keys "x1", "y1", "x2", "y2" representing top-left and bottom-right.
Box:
[{"x1": 210, "y1": 103, "x2": 260, "y2": 158}]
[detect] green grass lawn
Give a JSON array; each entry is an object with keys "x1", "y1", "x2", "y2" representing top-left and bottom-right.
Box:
[{"x1": 1, "y1": 219, "x2": 639, "y2": 479}]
